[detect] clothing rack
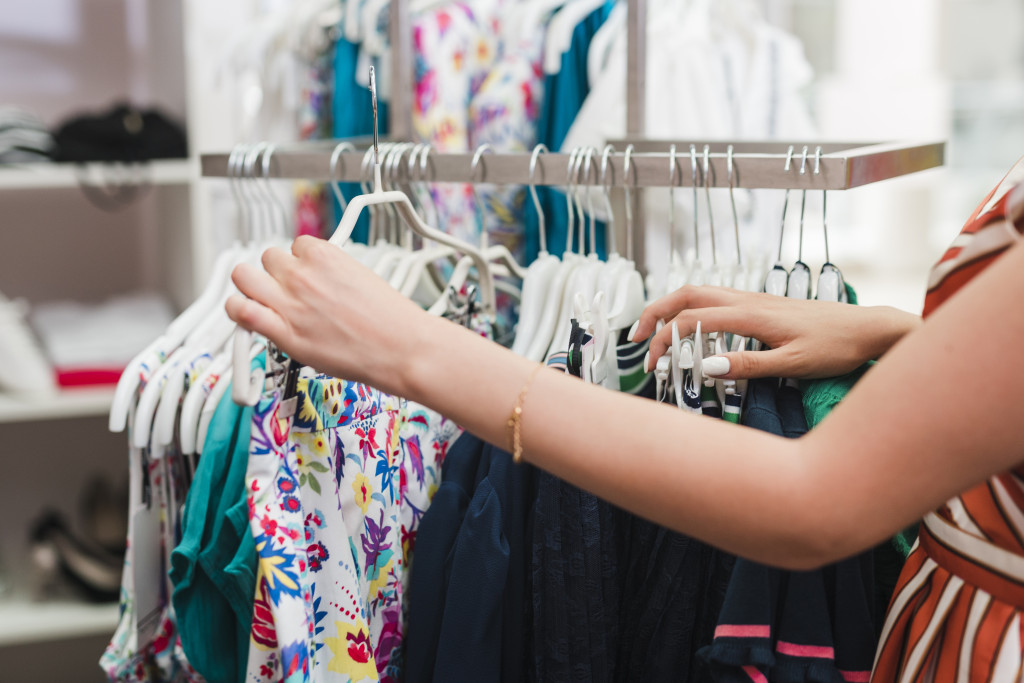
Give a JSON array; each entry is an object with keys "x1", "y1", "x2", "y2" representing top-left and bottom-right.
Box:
[{"x1": 199, "y1": 140, "x2": 944, "y2": 190}]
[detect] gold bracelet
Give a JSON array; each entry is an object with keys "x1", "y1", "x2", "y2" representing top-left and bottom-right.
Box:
[{"x1": 508, "y1": 364, "x2": 543, "y2": 464}]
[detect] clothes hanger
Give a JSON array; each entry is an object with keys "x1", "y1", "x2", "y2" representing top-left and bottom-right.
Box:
[
  {"x1": 545, "y1": 146, "x2": 596, "y2": 359},
  {"x1": 232, "y1": 67, "x2": 496, "y2": 405},
  {"x1": 371, "y1": 142, "x2": 413, "y2": 279},
  {"x1": 328, "y1": 140, "x2": 365, "y2": 256},
  {"x1": 511, "y1": 144, "x2": 563, "y2": 357},
  {"x1": 786, "y1": 145, "x2": 812, "y2": 299},
  {"x1": 524, "y1": 147, "x2": 587, "y2": 361},
  {"x1": 570, "y1": 146, "x2": 610, "y2": 308},
  {"x1": 812, "y1": 146, "x2": 847, "y2": 302},
  {"x1": 138, "y1": 141, "x2": 275, "y2": 447},
  {"x1": 108, "y1": 144, "x2": 251, "y2": 432},
  {"x1": 762, "y1": 144, "x2": 795, "y2": 297},
  {"x1": 597, "y1": 144, "x2": 645, "y2": 332},
  {"x1": 662, "y1": 145, "x2": 687, "y2": 297},
  {"x1": 703, "y1": 145, "x2": 726, "y2": 287},
  {"x1": 686, "y1": 144, "x2": 706, "y2": 286}
]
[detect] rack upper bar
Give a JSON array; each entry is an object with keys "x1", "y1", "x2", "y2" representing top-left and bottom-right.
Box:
[{"x1": 199, "y1": 140, "x2": 944, "y2": 190}]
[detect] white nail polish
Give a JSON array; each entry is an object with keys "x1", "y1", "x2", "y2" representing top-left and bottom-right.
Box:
[
  {"x1": 643, "y1": 351, "x2": 650, "y2": 374},
  {"x1": 703, "y1": 356, "x2": 731, "y2": 377},
  {"x1": 627, "y1": 321, "x2": 640, "y2": 342}
]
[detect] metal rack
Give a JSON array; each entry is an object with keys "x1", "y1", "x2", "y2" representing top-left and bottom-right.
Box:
[{"x1": 200, "y1": 140, "x2": 945, "y2": 190}]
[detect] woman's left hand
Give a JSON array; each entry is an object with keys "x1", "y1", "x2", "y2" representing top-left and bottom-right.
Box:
[{"x1": 225, "y1": 235, "x2": 430, "y2": 396}]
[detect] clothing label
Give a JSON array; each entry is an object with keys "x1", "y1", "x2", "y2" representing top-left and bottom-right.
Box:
[{"x1": 132, "y1": 501, "x2": 162, "y2": 646}]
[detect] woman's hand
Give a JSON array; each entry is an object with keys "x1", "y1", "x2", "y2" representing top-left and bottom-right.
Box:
[
  {"x1": 631, "y1": 285, "x2": 921, "y2": 380},
  {"x1": 225, "y1": 235, "x2": 432, "y2": 396}
]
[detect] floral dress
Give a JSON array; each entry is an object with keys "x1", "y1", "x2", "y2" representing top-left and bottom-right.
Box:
[{"x1": 245, "y1": 366, "x2": 459, "y2": 683}]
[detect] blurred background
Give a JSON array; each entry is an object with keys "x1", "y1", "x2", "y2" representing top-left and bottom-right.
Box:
[{"x1": 0, "y1": 0, "x2": 1021, "y2": 678}]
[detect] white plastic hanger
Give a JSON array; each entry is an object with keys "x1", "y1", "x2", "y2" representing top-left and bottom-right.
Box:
[
  {"x1": 762, "y1": 144, "x2": 795, "y2": 297},
  {"x1": 527, "y1": 147, "x2": 586, "y2": 362},
  {"x1": 232, "y1": 67, "x2": 496, "y2": 405},
  {"x1": 511, "y1": 144, "x2": 563, "y2": 356},
  {"x1": 596, "y1": 144, "x2": 645, "y2": 331},
  {"x1": 812, "y1": 146, "x2": 847, "y2": 303},
  {"x1": 545, "y1": 147, "x2": 597, "y2": 359},
  {"x1": 786, "y1": 146, "x2": 812, "y2": 300}
]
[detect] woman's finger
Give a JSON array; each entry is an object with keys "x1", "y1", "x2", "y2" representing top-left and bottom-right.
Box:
[
  {"x1": 633, "y1": 286, "x2": 742, "y2": 341},
  {"x1": 702, "y1": 347, "x2": 797, "y2": 380},
  {"x1": 646, "y1": 306, "x2": 772, "y2": 367},
  {"x1": 231, "y1": 262, "x2": 289, "y2": 311},
  {"x1": 225, "y1": 294, "x2": 291, "y2": 344}
]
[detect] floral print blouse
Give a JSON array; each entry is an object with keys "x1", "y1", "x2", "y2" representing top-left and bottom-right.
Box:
[{"x1": 245, "y1": 367, "x2": 460, "y2": 683}]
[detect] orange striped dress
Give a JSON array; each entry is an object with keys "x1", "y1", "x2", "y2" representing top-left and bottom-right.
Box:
[{"x1": 871, "y1": 157, "x2": 1024, "y2": 682}]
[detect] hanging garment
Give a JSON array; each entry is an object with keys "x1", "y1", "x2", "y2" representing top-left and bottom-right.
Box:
[
  {"x1": 244, "y1": 365, "x2": 460, "y2": 683},
  {"x1": 700, "y1": 378, "x2": 878, "y2": 683},
  {"x1": 170, "y1": 359, "x2": 265, "y2": 683},
  {"x1": 405, "y1": 433, "x2": 533, "y2": 683},
  {"x1": 523, "y1": 3, "x2": 612, "y2": 263},
  {"x1": 871, "y1": 157, "x2": 1024, "y2": 682}
]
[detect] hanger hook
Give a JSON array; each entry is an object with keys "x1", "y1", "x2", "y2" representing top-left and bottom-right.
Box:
[
  {"x1": 369, "y1": 66, "x2": 379, "y2": 165},
  {"x1": 689, "y1": 144, "x2": 701, "y2": 260},
  {"x1": 703, "y1": 145, "x2": 717, "y2": 266},
  {"x1": 727, "y1": 145, "x2": 742, "y2": 265},
  {"x1": 418, "y1": 143, "x2": 439, "y2": 226},
  {"x1": 797, "y1": 145, "x2": 809, "y2": 262},
  {"x1": 623, "y1": 144, "x2": 635, "y2": 262},
  {"x1": 227, "y1": 144, "x2": 249, "y2": 245},
  {"x1": 667, "y1": 144, "x2": 679, "y2": 261},
  {"x1": 470, "y1": 143, "x2": 494, "y2": 251},
  {"x1": 529, "y1": 143, "x2": 549, "y2": 255},
  {"x1": 329, "y1": 141, "x2": 356, "y2": 211},
  {"x1": 599, "y1": 144, "x2": 618, "y2": 257},
  {"x1": 814, "y1": 146, "x2": 830, "y2": 264},
  {"x1": 261, "y1": 143, "x2": 290, "y2": 238},
  {"x1": 242, "y1": 143, "x2": 268, "y2": 242},
  {"x1": 777, "y1": 144, "x2": 795, "y2": 262},
  {"x1": 361, "y1": 144, "x2": 379, "y2": 242},
  {"x1": 565, "y1": 147, "x2": 581, "y2": 254},
  {"x1": 581, "y1": 146, "x2": 598, "y2": 255}
]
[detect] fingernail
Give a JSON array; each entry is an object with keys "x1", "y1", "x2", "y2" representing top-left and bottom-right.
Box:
[
  {"x1": 643, "y1": 351, "x2": 650, "y2": 374},
  {"x1": 703, "y1": 356, "x2": 731, "y2": 377},
  {"x1": 627, "y1": 321, "x2": 640, "y2": 342}
]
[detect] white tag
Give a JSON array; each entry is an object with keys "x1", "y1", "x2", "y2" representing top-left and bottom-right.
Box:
[{"x1": 132, "y1": 500, "x2": 162, "y2": 646}]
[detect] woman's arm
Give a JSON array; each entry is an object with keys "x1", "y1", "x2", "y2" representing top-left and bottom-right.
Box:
[{"x1": 227, "y1": 235, "x2": 1024, "y2": 570}]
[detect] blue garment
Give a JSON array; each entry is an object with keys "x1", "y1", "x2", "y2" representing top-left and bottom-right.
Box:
[
  {"x1": 170, "y1": 363, "x2": 264, "y2": 683},
  {"x1": 331, "y1": 36, "x2": 390, "y2": 245},
  {"x1": 406, "y1": 433, "x2": 532, "y2": 683},
  {"x1": 700, "y1": 378, "x2": 877, "y2": 683},
  {"x1": 524, "y1": 4, "x2": 612, "y2": 263}
]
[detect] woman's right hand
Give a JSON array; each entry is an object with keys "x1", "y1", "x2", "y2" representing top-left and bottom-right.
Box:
[{"x1": 631, "y1": 285, "x2": 921, "y2": 380}]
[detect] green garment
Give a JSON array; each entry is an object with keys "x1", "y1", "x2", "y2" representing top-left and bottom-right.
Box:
[
  {"x1": 170, "y1": 358, "x2": 263, "y2": 683},
  {"x1": 798, "y1": 284, "x2": 917, "y2": 628}
]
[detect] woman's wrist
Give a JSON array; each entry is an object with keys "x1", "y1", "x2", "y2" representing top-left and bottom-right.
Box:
[{"x1": 863, "y1": 306, "x2": 922, "y2": 360}]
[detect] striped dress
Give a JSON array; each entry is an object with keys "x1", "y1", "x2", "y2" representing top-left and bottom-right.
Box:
[{"x1": 871, "y1": 157, "x2": 1024, "y2": 682}]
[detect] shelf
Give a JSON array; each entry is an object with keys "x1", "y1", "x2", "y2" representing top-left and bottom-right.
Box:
[
  {"x1": 0, "y1": 387, "x2": 115, "y2": 424},
  {"x1": 0, "y1": 600, "x2": 119, "y2": 647},
  {"x1": 0, "y1": 159, "x2": 195, "y2": 190}
]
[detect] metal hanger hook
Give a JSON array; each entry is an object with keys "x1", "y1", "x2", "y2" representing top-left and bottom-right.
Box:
[
  {"x1": 260, "y1": 143, "x2": 290, "y2": 239},
  {"x1": 565, "y1": 147, "x2": 581, "y2": 254},
  {"x1": 689, "y1": 144, "x2": 700, "y2": 259},
  {"x1": 798, "y1": 145, "x2": 809, "y2": 261},
  {"x1": 369, "y1": 66, "x2": 379, "y2": 165},
  {"x1": 703, "y1": 145, "x2": 717, "y2": 265},
  {"x1": 599, "y1": 144, "x2": 618, "y2": 257},
  {"x1": 329, "y1": 141, "x2": 356, "y2": 210},
  {"x1": 777, "y1": 144, "x2": 795, "y2": 262},
  {"x1": 727, "y1": 145, "x2": 742, "y2": 265},
  {"x1": 528, "y1": 143, "x2": 549, "y2": 254},
  {"x1": 623, "y1": 144, "x2": 636, "y2": 262},
  {"x1": 814, "y1": 145, "x2": 830, "y2": 263},
  {"x1": 668, "y1": 144, "x2": 678, "y2": 260},
  {"x1": 581, "y1": 146, "x2": 599, "y2": 255},
  {"x1": 470, "y1": 143, "x2": 494, "y2": 250}
]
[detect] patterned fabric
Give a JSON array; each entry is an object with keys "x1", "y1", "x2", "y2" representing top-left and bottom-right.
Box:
[
  {"x1": 245, "y1": 369, "x2": 459, "y2": 683},
  {"x1": 412, "y1": 1, "x2": 502, "y2": 249},
  {"x1": 101, "y1": 346, "x2": 205, "y2": 682},
  {"x1": 872, "y1": 157, "x2": 1024, "y2": 681}
]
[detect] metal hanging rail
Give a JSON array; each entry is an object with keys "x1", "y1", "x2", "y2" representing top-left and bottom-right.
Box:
[{"x1": 200, "y1": 140, "x2": 945, "y2": 190}]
